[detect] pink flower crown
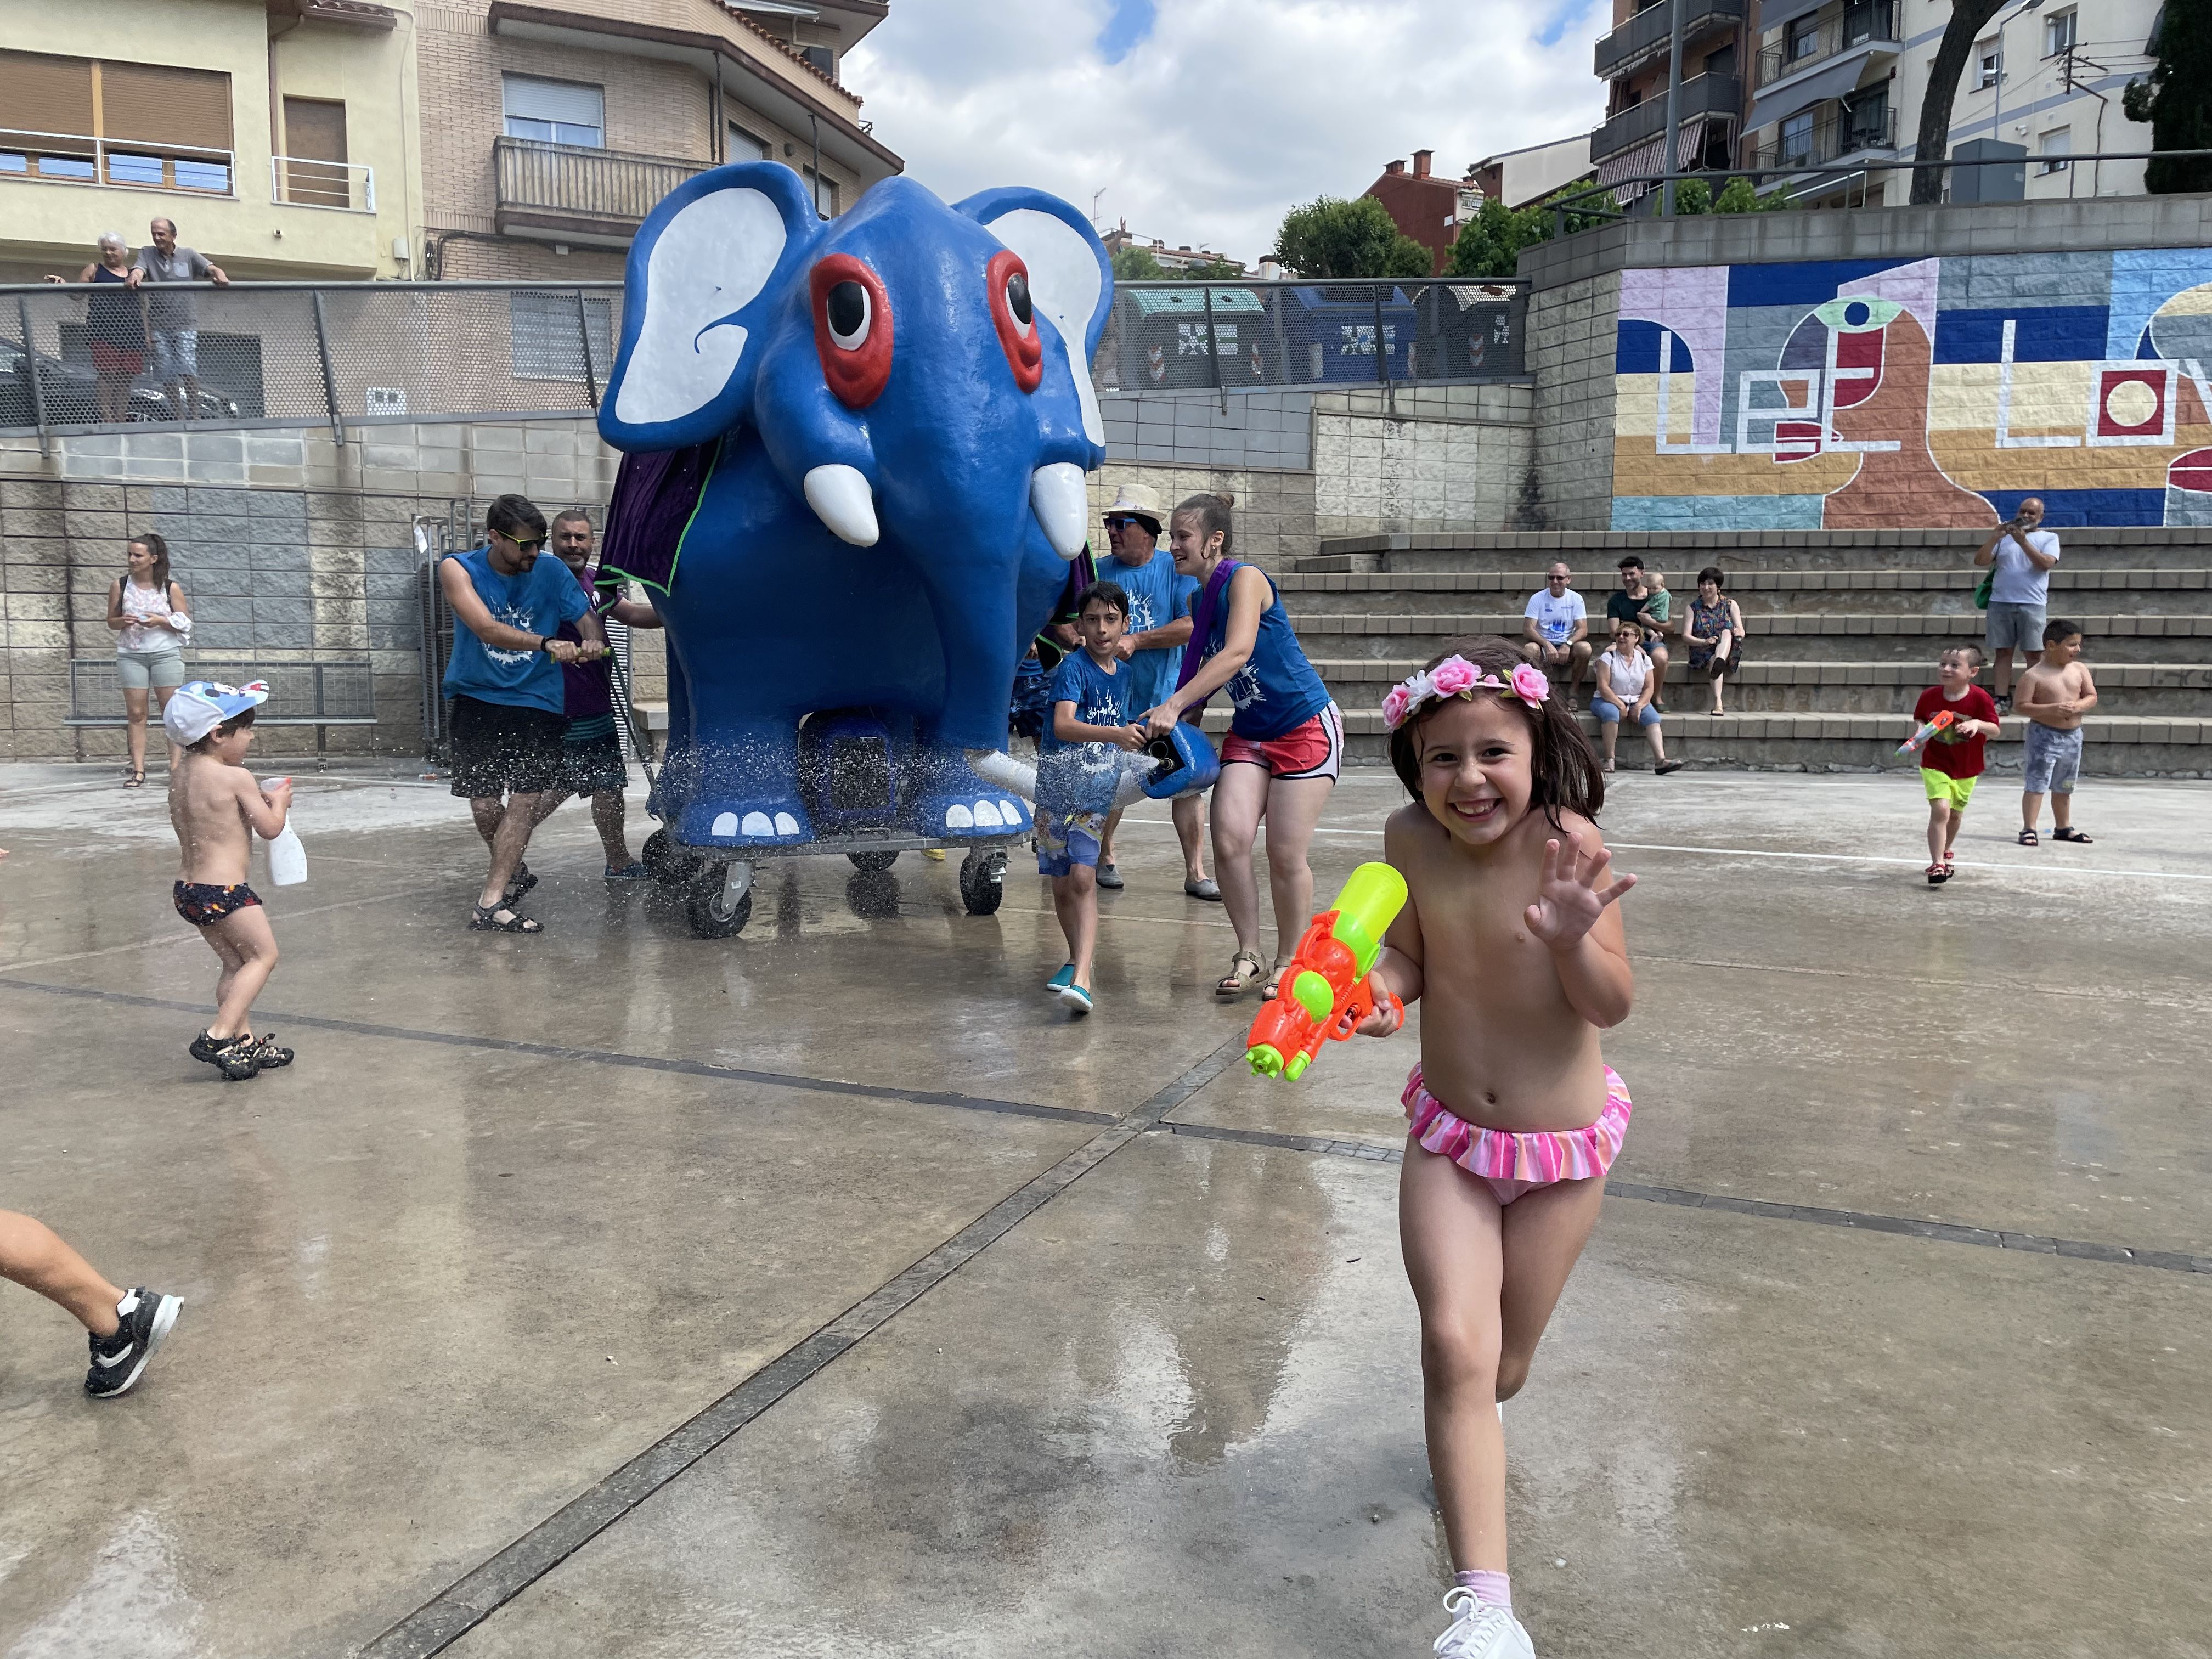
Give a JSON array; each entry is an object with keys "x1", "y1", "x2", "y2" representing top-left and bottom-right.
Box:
[{"x1": 1380, "y1": 657, "x2": 1549, "y2": 732}]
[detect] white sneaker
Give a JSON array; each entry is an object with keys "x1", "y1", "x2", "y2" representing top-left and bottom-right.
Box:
[{"x1": 1432, "y1": 1588, "x2": 1536, "y2": 1658}]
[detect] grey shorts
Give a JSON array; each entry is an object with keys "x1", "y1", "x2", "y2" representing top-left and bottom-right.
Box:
[
  {"x1": 1985, "y1": 600, "x2": 2047, "y2": 652},
  {"x1": 116, "y1": 648, "x2": 185, "y2": 690},
  {"x1": 2022, "y1": 721, "x2": 2083, "y2": 794},
  {"x1": 150, "y1": 328, "x2": 199, "y2": 382}
]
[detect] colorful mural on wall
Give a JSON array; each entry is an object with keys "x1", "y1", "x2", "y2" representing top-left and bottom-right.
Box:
[{"x1": 1611, "y1": 251, "x2": 2212, "y2": 529}]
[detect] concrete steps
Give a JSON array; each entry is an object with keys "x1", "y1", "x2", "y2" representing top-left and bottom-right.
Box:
[{"x1": 1257, "y1": 528, "x2": 2212, "y2": 775}]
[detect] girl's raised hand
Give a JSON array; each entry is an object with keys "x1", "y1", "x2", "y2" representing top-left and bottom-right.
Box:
[{"x1": 1525, "y1": 833, "x2": 1635, "y2": 949}]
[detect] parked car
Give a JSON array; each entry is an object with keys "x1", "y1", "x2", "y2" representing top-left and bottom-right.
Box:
[{"x1": 0, "y1": 337, "x2": 241, "y2": 428}]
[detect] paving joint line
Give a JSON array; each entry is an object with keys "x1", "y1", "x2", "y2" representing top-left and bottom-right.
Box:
[
  {"x1": 357, "y1": 1032, "x2": 1249, "y2": 1659},
  {"x1": 1145, "y1": 1122, "x2": 2211, "y2": 1276},
  {"x1": 0, "y1": 975, "x2": 1119, "y2": 1129}
]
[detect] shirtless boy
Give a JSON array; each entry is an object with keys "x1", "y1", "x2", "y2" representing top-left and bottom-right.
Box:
[
  {"x1": 164, "y1": 680, "x2": 294, "y2": 1080},
  {"x1": 2015, "y1": 619, "x2": 2098, "y2": 846}
]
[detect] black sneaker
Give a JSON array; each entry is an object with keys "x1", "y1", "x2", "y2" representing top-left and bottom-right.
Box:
[
  {"x1": 203, "y1": 1033, "x2": 261, "y2": 1081},
  {"x1": 188, "y1": 1029, "x2": 227, "y2": 1066},
  {"x1": 86, "y1": 1288, "x2": 183, "y2": 1398}
]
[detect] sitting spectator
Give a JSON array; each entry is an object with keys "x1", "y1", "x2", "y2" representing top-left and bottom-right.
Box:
[
  {"x1": 1684, "y1": 565, "x2": 1747, "y2": 716},
  {"x1": 1520, "y1": 561, "x2": 1592, "y2": 710},
  {"x1": 126, "y1": 217, "x2": 228, "y2": 420},
  {"x1": 1592, "y1": 620, "x2": 1683, "y2": 775},
  {"x1": 46, "y1": 233, "x2": 147, "y2": 422},
  {"x1": 1604, "y1": 556, "x2": 1672, "y2": 711}
]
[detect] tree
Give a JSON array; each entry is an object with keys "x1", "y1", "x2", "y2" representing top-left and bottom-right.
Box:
[
  {"x1": 1272, "y1": 195, "x2": 1434, "y2": 279},
  {"x1": 2125, "y1": 2, "x2": 2212, "y2": 193},
  {"x1": 1713, "y1": 175, "x2": 1791, "y2": 213},
  {"x1": 1111, "y1": 245, "x2": 1166, "y2": 281},
  {"x1": 1909, "y1": 0, "x2": 2007, "y2": 205},
  {"x1": 1443, "y1": 185, "x2": 1624, "y2": 279}
]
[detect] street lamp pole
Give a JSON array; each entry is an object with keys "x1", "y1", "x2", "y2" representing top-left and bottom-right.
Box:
[{"x1": 1661, "y1": 0, "x2": 1686, "y2": 216}]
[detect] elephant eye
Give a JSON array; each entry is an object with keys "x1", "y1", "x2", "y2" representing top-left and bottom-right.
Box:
[
  {"x1": 987, "y1": 248, "x2": 1043, "y2": 392},
  {"x1": 826, "y1": 281, "x2": 870, "y2": 349},
  {"x1": 809, "y1": 254, "x2": 893, "y2": 409}
]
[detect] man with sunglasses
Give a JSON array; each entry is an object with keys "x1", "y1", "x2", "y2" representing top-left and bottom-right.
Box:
[{"x1": 438, "y1": 493, "x2": 606, "y2": 934}]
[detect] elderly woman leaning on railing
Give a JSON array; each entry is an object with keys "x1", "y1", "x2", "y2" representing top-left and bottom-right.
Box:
[{"x1": 44, "y1": 232, "x2": 150, "y2": 425}]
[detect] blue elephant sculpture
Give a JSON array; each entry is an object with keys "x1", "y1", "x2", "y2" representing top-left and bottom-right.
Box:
[{"x1": 594, "y1": 162, "x2": 1113, "y2": 849}]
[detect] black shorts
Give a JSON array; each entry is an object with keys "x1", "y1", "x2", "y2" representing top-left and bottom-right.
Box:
[
  {"x1": 557, "y1": 729, "x2": 629, "y2": 797},
  {"x1": 449, "y1": 695, "x2": 566, "y2": 799}
]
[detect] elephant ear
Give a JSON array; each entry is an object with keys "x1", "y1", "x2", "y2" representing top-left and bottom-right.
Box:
[
  {"x1": 600, "y1": 162, "x2": 820, "y2": 452},
  {"x1": 955, "y1": 188, "x2": 1114, "y2": 452}
]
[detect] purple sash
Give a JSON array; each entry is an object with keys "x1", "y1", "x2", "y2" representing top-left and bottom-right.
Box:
[{"x1": 1176, "y1": 559, "x2": 1239, "y2": 708}]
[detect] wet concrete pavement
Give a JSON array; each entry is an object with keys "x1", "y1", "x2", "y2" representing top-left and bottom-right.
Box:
[{"x1": 2, "y1": 763, "x2": 2207, "y2": 1656}]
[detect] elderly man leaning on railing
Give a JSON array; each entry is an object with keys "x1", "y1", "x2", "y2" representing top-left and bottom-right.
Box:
[{"x1": 126, "y1": 217, "x2": 228, "y2": 421}]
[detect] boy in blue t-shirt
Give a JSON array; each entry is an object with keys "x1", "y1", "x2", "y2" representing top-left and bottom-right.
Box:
[{"x1": 1037, "y1": 581, "x2": 1147, "y2": 1015}]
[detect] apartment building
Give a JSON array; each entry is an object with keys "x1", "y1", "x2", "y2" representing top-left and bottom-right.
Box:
[
  {"x1": 1362, "y1": 150, "x2": 1480, "y2": 274},
  {"x1": 0, "y1": 0, "x2": 423, "y2": 284},
  {"x1": 1465, "y1": 134, "x2": 1596, "y2": 211},
  {"x1": 1590, "y1": 0, "x2": 1751, "y2": 202},
  {"x1": 415, "y1": 0, "x2": 902, "y2": 281}
]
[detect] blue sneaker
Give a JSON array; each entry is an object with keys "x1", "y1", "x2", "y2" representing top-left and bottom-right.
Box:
[
  {"x1": 1045, "y1": 963, "x2": 1075, "y2": 995},
  {"x1": 1058, "y1": 982, "x2": 1094, "y2": 1016},
  {"x1": 605, "y1": 861, "x2": 652, "y2": 881}
]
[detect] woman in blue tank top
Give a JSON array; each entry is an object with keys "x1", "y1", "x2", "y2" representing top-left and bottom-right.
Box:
[{"x1": 1141, "y1": 493, "x2": 1342, "y2": 999}]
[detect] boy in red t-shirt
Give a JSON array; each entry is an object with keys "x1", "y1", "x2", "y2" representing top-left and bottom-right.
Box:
[{"x1": 1909, "y1": 645, "x2": 2002, "y2": 884}]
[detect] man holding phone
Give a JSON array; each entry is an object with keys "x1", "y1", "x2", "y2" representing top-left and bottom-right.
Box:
[{"x1": 1974, "y1": 495, "x2": 2059, "y2": 712}]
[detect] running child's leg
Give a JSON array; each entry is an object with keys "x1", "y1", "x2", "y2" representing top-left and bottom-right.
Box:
[
  {"x1": 0, "y1": 1210, "x2": 125, "y2": 1336},
  {"x1": 204, "y1": 918, "x2": 249, "y2": 1023},
  {"x1": 1258, "y1": 773, "x2": 1333, "y2": 964},
  {"x1": 1943, "y1": 804, "x2": 1965, "y2": 860},
  {"x1": 206, "y1": 905, "x2": 279, "y2": 1041},
  {"x1": 1926, "y1": 800, "x2": 1950, "y2": 865},
  {"x1": 1400, "y1": 1147, "x2": 1509, "y2": 1573},
  {"x1": 1057, "y1": 865, "x2": 1100, "y2": 990},
  {"x1": 1494, "y1": 1175, "x2": 1609, "y2": 1402},
  {"x1": 1211, "y1": 762, "x2": 1269, "y2": 959}
]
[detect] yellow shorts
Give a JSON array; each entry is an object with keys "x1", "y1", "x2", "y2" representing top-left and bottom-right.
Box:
[{"x1": 1921, "y1": 769, "x2": 1978, "y2": 810}]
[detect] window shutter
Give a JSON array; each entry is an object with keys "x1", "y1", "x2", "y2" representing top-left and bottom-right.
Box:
[
  {"x1": 0, "y1": 50, "x2": 95, "y2": 140},
  {"x1": 501, "y1": 76, "x2": 603, "y2": 129},
  {"x1": 283, "y1": 97, "x2": 347, "y2": 163},
  {"x1": 100, "y1": 62, "x2": 233, "y2": 150}
]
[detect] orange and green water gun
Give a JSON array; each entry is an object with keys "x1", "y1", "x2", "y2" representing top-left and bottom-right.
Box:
[
  {"x1": 1897, "y1": 708, "x2": 1956, "y2": 757},
  {"x1": 1246, "y1": 862, "x2": 1408, "y2": 1082}
]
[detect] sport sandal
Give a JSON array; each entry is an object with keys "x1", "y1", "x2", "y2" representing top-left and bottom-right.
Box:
[
  {"x1": 1216, "y1": 949, "x2": 1266, "y2": 999},
  {"x1": 471, "y1": 904, "x2": 543, "y2": 934}
]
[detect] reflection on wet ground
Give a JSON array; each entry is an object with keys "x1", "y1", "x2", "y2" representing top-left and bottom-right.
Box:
[{"x1": 2, "y1": 764, "x2": 2207, "y2": 1656}]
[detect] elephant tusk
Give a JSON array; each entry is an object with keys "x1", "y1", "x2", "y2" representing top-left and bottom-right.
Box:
[
  {"x1": 804, "y1": 464, "x2": 880, "y2": 546},
  {"x1": 1029, "y1": 462, "x2": 1088, "y2": 561},
  {"x1": 966, "y1": 747, "x2": 1036, "y2": 802}
]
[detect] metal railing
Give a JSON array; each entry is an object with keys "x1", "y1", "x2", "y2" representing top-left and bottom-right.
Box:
[
  {"x1": 0, "y1": 128, "x2": 235, "y2": 196},
  {"x1": 1756, "y1": 0, "x2": 1901, "y2": 87},
  {"x1": 270, "y1": 155, "x2": 375, "y2": 213},
  {"x1": 1594, "y1": 0, "x2": 1746, "y2": 82},
  {"x1": 1593, "y1": 74, "x2": 1743, "y2": 163},
  {"x1": 1745, "y1": 105, "x2": 1899, "y2": 174},
  {"x1": 493, "y1": 136, "x2": 709, "y2": 226},
  {"x1": 1098, "y1": 278, "x2": 1527, "y2": 399},
  {"x1": 0, "y1": 274, "x2": 1527, "y2": 444}
]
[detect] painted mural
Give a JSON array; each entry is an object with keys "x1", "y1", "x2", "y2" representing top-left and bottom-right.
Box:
[{"x1": 1611, "y1": 251, "x2": 2212, "y2": 529}]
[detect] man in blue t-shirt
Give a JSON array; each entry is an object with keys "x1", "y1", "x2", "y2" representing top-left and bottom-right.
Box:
[
  {"x1": 437, "y1": 493, "x2": 605, "y2": 934},
  {"x1": 1520, "y1": 561, "x2": 1592, "y2": 710},
  {"x1": 1095, "y1": 485, "x2": 1217, "y2": 900},
  {"x1": 1035, "y1": 580, "x2": 1148, "y2": 1015}
]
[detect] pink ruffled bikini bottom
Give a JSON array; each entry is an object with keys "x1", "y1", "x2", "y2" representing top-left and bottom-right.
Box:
[{"x1": 1402, "y1": 1063, "x2": 1632, "y2": 1205}]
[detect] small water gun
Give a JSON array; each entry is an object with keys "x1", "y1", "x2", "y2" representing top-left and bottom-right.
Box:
[
  {"x1": 1247, "y1": 862, "x2": 1408, "y2": 1081},
  {"x1": 1897, "y1": 708, "x2": 1956, "y2": 757}
]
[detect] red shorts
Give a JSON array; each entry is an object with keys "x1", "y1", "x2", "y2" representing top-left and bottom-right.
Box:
[
  {"x1": 1220, "y1": 702, "x2": 1342, "y2": 782},
  {"x1": 91, "y1": 340, "x2": 144, "y2": 374}
]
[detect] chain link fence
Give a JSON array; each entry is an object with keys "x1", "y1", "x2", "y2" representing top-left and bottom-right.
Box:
[{"x1": 1, "y1": 274, "x2": 1526, "y2": 442}]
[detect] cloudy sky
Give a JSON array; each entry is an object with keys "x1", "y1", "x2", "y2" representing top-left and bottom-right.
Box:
[{"x1": 844, "y1": 0, "x2": 1612, "y2": 267}]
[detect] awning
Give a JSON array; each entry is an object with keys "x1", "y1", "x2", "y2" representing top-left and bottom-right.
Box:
[
  {"x1": 1745, "y1": 54, "x2": 1875, "y2": 132},
  {"x1": 1594, "y1": 120, "x2": 1712, "y2": 200},
  {"x1": 1595, "y1": 134, "x2": 1664, "y2": 189}
]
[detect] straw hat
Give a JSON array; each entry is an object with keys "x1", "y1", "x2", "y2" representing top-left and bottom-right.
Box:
[{"x1": 1101, "y1": 482, "x2": 1164, "y2": 534}]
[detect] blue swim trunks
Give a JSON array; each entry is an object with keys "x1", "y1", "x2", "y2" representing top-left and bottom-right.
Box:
[{"x1": 1035, "y1": 808, "x2": 1107, "y2": 878}]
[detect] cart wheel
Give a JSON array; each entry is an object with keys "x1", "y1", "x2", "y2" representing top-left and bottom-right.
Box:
[
  {"x1": 685, "y1": 865, "x2": 753, "y2": 938},
  {"x1": 644, "y1": 828, "x2": 698, "y2": 886},
  {"x1": 847, "y1": 849, "x2": 900, "y2": 873},
  {"x1": 958, "y1": 848, "x2": 1006, "y2": 916}
]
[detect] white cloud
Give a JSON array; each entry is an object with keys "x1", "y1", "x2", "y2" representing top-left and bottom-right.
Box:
[{"x1": 845, "y1": 0, "x2": 1609, "y2": 267}]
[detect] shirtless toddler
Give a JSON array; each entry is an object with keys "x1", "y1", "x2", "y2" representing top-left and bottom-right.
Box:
[
  {"x1": 2015, "y1": 619, "x2": 2097, "y2": 845},
  {"x1": 164, "y1": 680, "x2": 294, "y2": 1079}
]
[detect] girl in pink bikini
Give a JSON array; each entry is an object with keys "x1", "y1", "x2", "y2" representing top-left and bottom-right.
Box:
[{"x1": 1356, "y1": 635, "x2": 1637, "y2": 1659}]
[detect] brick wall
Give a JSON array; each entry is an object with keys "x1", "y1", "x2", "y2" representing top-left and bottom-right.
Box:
[{"x1": 1526, "y1": 269, "x2": 1621, "y2": 532}]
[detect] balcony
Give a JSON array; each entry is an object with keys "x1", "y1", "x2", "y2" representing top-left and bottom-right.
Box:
[
  {"x1": 493, "y1": 136, "x2": 710, "y2": 247},
  {"x1": 0, "y1": 129, "x2": 234, "y2": 196},
  {"x1": 1592, "y1": 72, "x2": 1742, "y2": 163},
  {"x1": 1594, "y1": 0, "x2": 1748, "y2": 83},
  {"x1": 1745, "y1": 103, "x2": 1899, "y2": 175},
  {"x1": 271, "y1": 156, "x2": 375, "y2": 213},
  {"x1": 1756, "y1": 1, "x2": 1901, "y2": 89}
]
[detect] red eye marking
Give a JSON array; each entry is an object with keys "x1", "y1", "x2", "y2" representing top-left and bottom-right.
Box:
[
  {"x1": 810, "y1": 253, "x2": 893, "y2": 408},
  {"x1": 988, "y1": 247, "x2": 1042, "y2": 393}
]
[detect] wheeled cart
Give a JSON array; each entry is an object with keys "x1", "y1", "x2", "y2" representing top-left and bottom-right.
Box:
[{"x1": 640, "y1": 826, "x2": 1018, "y2": 939}]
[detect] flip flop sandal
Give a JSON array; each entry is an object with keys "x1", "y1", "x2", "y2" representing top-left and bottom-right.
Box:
[
  {"x1": 471, "y1": 904, "x2": 543, "y2": 934},
  {"x1": 2017, "y1": 828, "x2": 2040, "y2": 846},
  {"x1": 1216, "y1": 949, "x2": 1266, "y2": 999},
  {"x1": 2053, "y1": 827, "x2": 2094, "y2": 843}
]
